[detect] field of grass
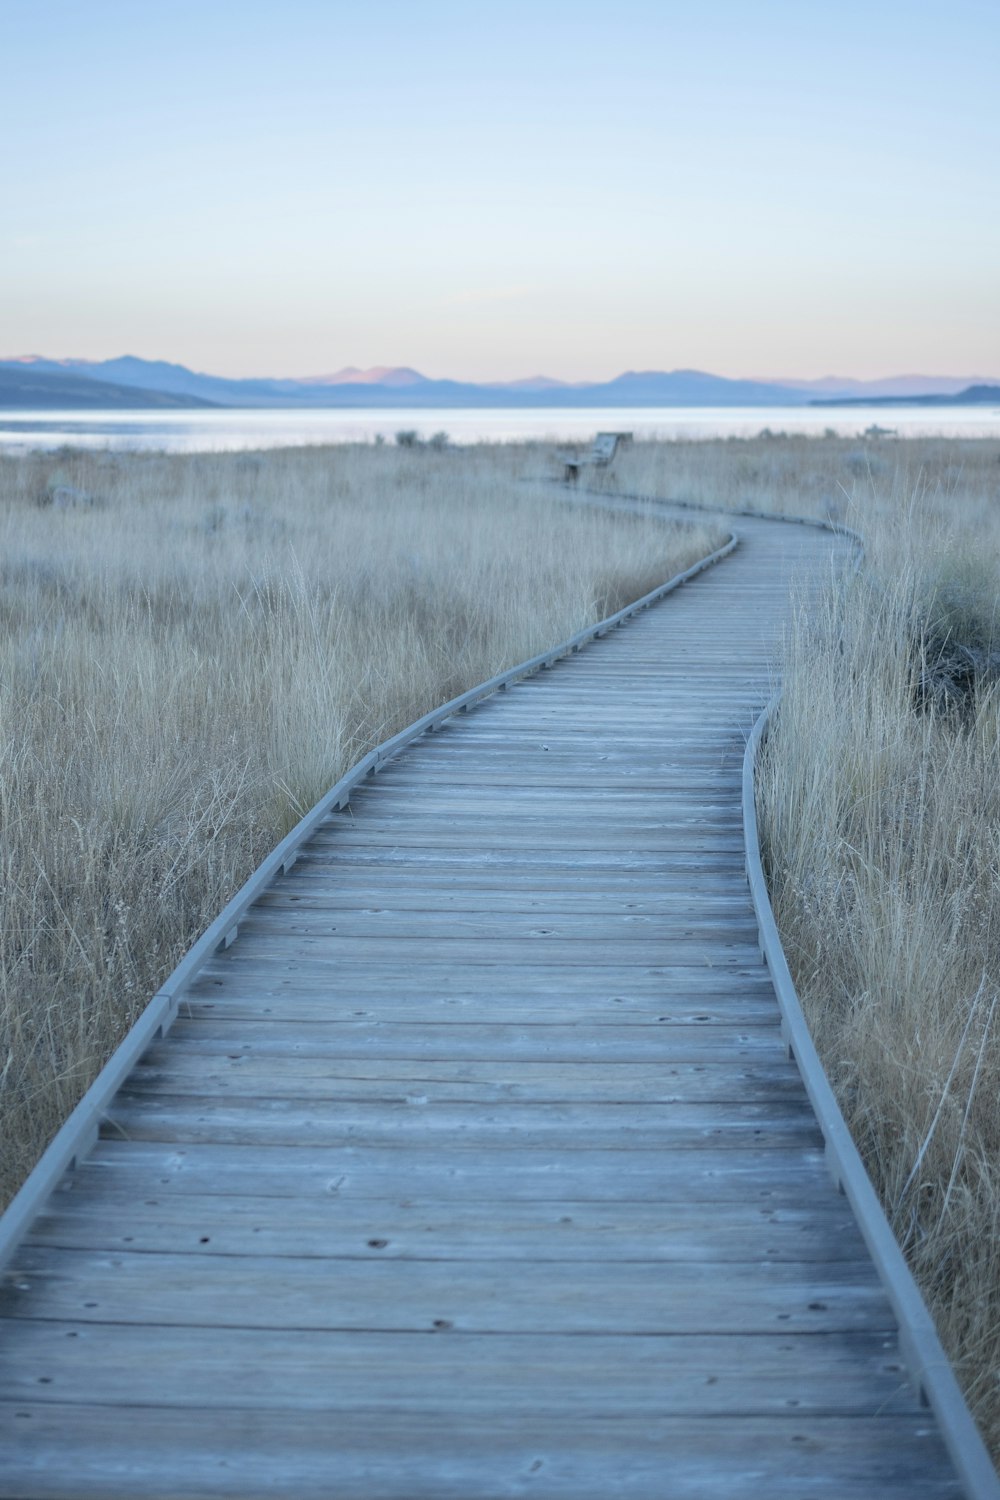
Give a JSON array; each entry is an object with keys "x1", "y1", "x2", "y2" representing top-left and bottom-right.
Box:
[
  {"x1": 6, "y1": 428, "x2": 1000, "y2": 1459},
  {"x1": 0, "y1": 441, "x2": 722, "y2": 1207},
  {"x1": 609, "y1": 432, "x2": 1000, "y2": 1457},
  {"x1": 757, "y1": 498, "x2": 1000, "y2": 1456},
  {"x1": 607, "y1": 428, "x2": 1000, "y2": 526}
]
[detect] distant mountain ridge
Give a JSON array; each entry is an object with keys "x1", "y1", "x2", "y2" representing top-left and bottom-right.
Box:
[
  {"x1": 811, "y1": 384, "x2": 1000, "y2": 408},
  {"x1": 2, "y1": 355, "x2": 998, "y2": 411},
  {"x1": 302, "y1": 366, "x2": 429, "y2": 387},
  {"x1": 0, "y1": 357, "x2": 812, "y2": 408},
  {"x1": 0, "y1": 364, "x2": 217, "y2": 411},
  {"x1": 776, "y1": 373, "x2": 1000, "y2": 398}
]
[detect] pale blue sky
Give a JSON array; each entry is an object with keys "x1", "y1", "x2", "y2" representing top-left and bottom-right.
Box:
[{"x1": 2, "y1": 0, "x2": 997, "y2": 380}]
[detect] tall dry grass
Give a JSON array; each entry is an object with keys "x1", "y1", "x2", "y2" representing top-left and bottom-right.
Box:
[
  {"x1": 604, "y1": 431, "x2": 1000, "y2": 1453},
  {"x1": 605, "y1": 429, "x2": 1000, "y2": 527},
  {"x1": 737, "y1": 457, "x2": 1000, "y2": 1457},
  {"x1": 0, "y1": 442, "x2": 722, "y2": 1206}
]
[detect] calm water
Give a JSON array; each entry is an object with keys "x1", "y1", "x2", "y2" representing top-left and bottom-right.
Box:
[{"x1": 0, "y1": 404, "x2": 999, "y2": 453}]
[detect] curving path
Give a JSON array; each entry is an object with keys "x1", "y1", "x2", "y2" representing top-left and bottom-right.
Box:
[{"x1": 0, "y1": 505, "x2": 975, "y2": 1496}]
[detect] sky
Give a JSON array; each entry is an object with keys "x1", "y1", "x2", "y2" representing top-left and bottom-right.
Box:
[{"x1": 2, "y1": 0, "x2": 998, "y2": 382}]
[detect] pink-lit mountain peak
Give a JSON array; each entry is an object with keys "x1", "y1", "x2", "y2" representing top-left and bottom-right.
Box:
[
  {"x1": 4, "y1": 354, "x2": 98, "y2": 367},
  {"x1": 498, "y1": 375, "x2": 573, "y2": 391},
  {"x1": 301, "y1": 366, "x2": 429, "y2": 387}
]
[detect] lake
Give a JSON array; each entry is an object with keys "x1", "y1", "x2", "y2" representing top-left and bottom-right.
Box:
[{"x1": 1, "y1": 403, "x2": 999, "y2": 453}]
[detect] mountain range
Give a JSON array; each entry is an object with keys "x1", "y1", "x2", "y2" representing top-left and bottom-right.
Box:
[{"x1": 1, "y1": 355, "x2": 998, "y2": 411}]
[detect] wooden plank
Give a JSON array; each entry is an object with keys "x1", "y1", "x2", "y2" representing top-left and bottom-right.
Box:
[
  {"x1": 126, "y1": 1053, "x2": 806, "y2": 1104},
  {"x1": 55, "y1": 1139, "x2": 843, "y2": 1206},
  {"x1": 0, "y1": 1406, "x2": 962, "y2": 1499},
  {"x1": 342, "y1": 792, "x2": 746, "y2": 814},
  {"x1": 198, "y1": 953, "x2": 769, "y2": 983},
  {"x1": 222, "y1": 934, "x2": 763, "y2": 963},
  {"x1": 253, "y1": 888, "x2": 759, "y2": 913},
  {"x1": 0, "y1": 1322, "x2": 917, "y2": 1415},
  {"x1": 365, "y1": 764, "x2": 744, "y2": 782},
  {"x1": 292, "y1": 855, "x2": 750, "y2": 882},
  {"x1": 328, "y1": 786, "x2": 749, "y2": 810},
  {"x1": 259, "y1": 868, "x2": 753, "y2": 891},
  {"x1": 376, "y1": 743, "x2": 746, "y2": 761},
  {"x1": 348, "y1": 777, "x2": 746, "y2": 799},
  {"x1": 156, "y1": 1017, "x2": 786, "y2": 1061},
  {"x1": 337, "y1": 807, "x2": 745, "y2": 826},
  {"x1": 100, "y1": 1094, "x2": 823, "y2": 1151},
  {"x1": 24, "y1": 1195, "x2": 866, "y2": 1263},
  {"x1": 237, "y1": 910, "x2": 760, "y2": 941},
  {"x1": 0, "y1": 1245, "x2": 890, "y2": 1334},
  {"x1": 303, "y1": 830, "x2": 749, "y2": 854},
  {"x1": 181, "y1": 994, "x2": 784, "y2": 1024},
  {"x1": 191, "y1": 966, "x2": 781, "y2": 998}
]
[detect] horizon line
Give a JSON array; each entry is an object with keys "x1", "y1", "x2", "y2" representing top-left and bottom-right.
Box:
[{"x1": 3, "y1": 353, "x2": 999, "y2": 388}]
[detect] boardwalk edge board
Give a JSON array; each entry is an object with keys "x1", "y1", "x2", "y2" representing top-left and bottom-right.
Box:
[
  {"x1": 0, "y1": 526, "x2": 737, "y2": 1274},
  {"x1": 743, "y1": 726, "x2": 999, "y2": 1498}
]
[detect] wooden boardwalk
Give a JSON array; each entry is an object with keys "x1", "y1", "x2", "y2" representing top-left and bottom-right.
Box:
[{"x1": 0, "y1": 510, "x2": 970, "y2": 1496}]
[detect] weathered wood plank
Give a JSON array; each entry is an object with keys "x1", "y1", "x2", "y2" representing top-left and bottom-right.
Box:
[
  {"x1": 312, "y1": 819, "x2": 749, "y2": 839},
  {"x1": 24, "y1": 1195, "x2": 866, "y2": 1263},
  {"x1": 126, "y1": 1053, "x2": 806, "y2": 1103},
  {"x1": 179, "y1": 993, "x2": 785, "y2": 1024},
  {"x1": 194, "y1": 961, "x2": 779, "y2": 995},
  {"x1": 0, "y1": 1322, "x2": 916, "y2": 1415},
  {"x1": 0, "y1": 1406, "x2": 962, "y2": 1499},
  {"x1": 100, "y1": 1093, "x2": 823, "y2": 1151},
  {"x1": 200, "y1": 959, "x2": 768, "y2": 989},
  {"x1": 252, "y1": 887, "x2": 758, "y2": 913},
  {"x1": 301, "y1": 849, "x2": 748, "y2": 876},
  {"x1": 236, "y1": 910, "x2": 761, "y2": 941},
  {"x1": 374, "y1": 746, "x2": 746, "y2": 766},
  {"x1": 294, "y1": 850, "x2": 751, "y2": 878},
  {"x1": 56, "y1": 1139, "x2": 843, "y2": 1206},
  {"x1": 195, "y1": 939, "x2": 764, "y2": 968},
  {"x1": 354, "y1": 774, "x2": 748, "y2": 795},
  {"x1": 155, "y1": 1017, "x2": 786, "y2": 1061},
  {"x1": 1, "y1": 1245, "x2": 889, "y2": 1334}
]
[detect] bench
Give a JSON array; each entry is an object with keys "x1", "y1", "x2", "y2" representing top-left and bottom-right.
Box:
[{"x1": 560, "y1": 431, "x2": 632, "y2": 483}]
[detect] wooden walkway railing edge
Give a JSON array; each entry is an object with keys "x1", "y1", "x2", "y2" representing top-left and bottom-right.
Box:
[
  {"x1": 0, "y1": 526, "x2": 738, "y2": 1277},
  {"x1": 743, "y1": 701, "x2": 1000, "y2": 1500}
]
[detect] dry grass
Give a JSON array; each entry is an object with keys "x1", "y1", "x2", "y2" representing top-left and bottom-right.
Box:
[
  {"x1": 607, "y1": 434, "x2": 1000, "y2": 1457},
  {"x1": 756, "y1": 504, "x2": 1000, "y2": 1455},
  {"x1": 0, "y1": 441, "x2": 722, "y2": 1206},
  {"x1": 605, "y1": 429, "x2": 1000, "y2": 527},
  {"x1": 9, "y1": 426, "x2": 1000, "y2": 1455}
]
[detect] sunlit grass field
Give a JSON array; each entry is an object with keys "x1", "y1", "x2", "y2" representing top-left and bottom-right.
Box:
[
  {"x1": 0, "y1": 441, "x2": 721, "y2": 1207},
  {"x1": 613, "y1": 432, "x2": 1000, "y2": 1456}
]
